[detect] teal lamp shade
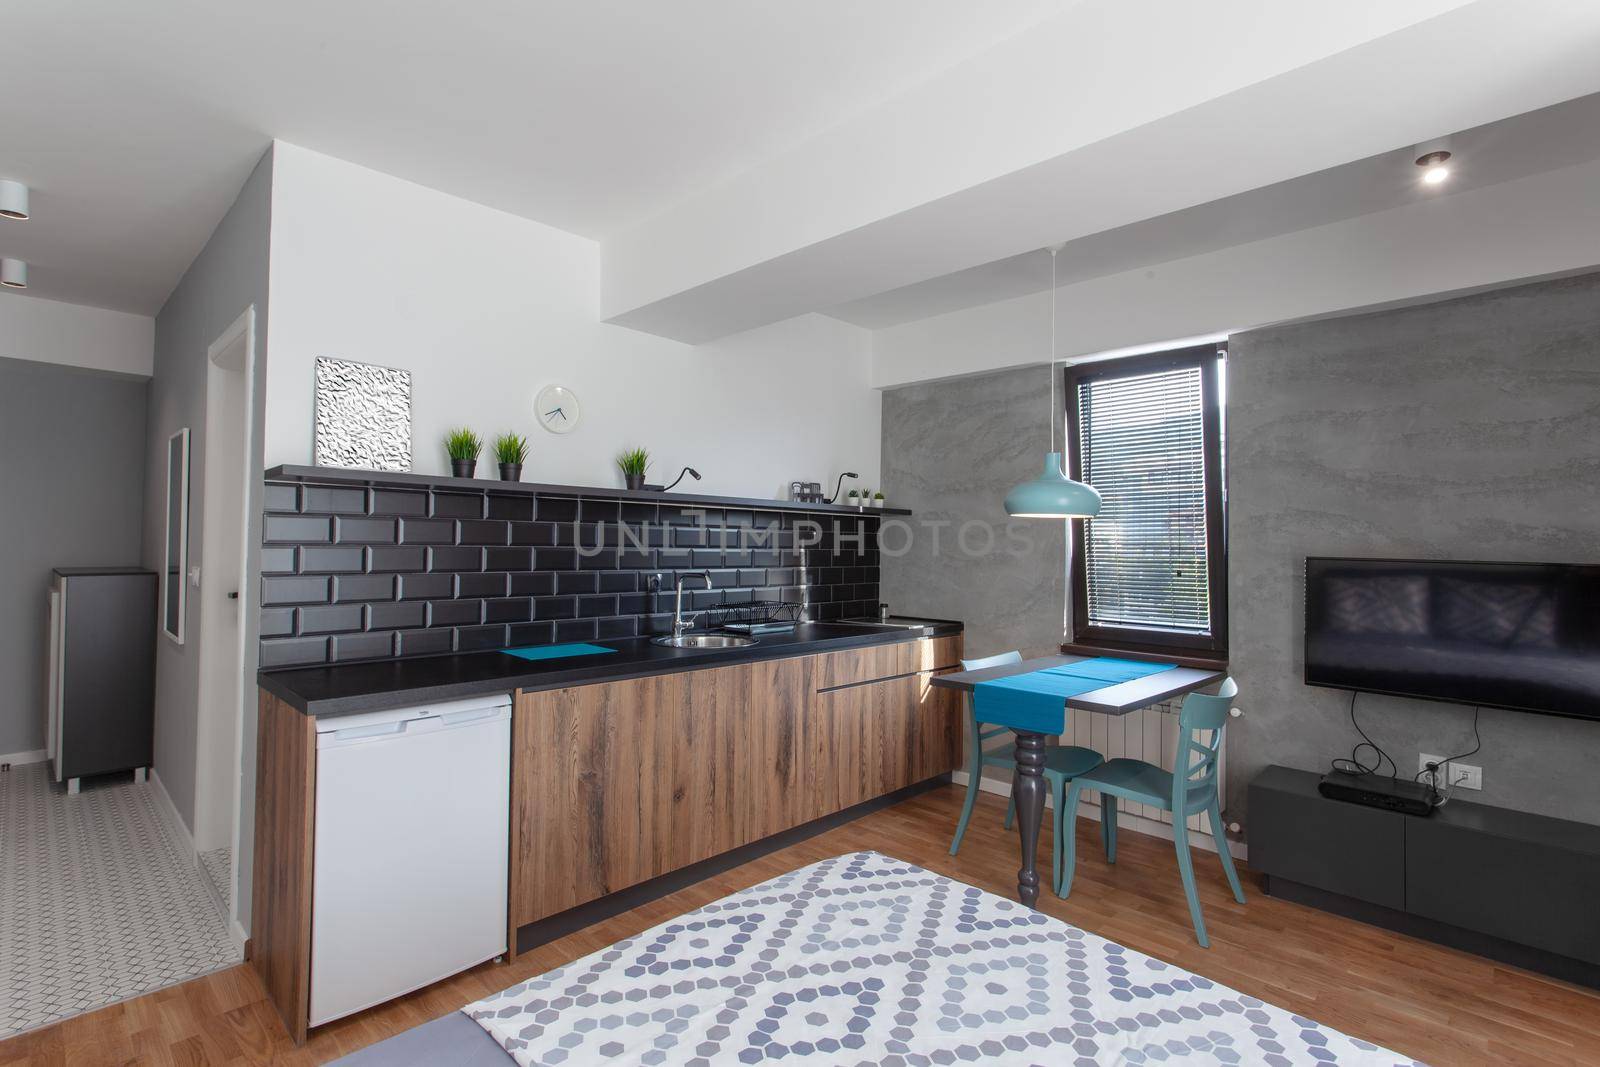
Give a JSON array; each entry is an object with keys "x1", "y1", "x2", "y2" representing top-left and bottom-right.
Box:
[{"x1": 1004, "y1": 452, "x2": 1101, "y2": 518}]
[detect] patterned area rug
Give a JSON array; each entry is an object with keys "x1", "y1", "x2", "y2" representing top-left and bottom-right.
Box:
[
  {"x1": 468, "y1": 851, "x2": 1420, "y2": 1065},
  {"x1": 0, "y1": 764, "x2": 240, "y2": 1037}
]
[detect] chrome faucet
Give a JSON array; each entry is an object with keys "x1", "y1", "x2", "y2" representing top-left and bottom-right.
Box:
[{"x1": 672, "y1": 571, "x2": 713, "y2": 639}]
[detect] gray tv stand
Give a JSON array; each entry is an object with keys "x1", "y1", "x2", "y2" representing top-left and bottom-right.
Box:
[{"x1": 1249, "y1": 765, "x2": 1600, "y2": 990}]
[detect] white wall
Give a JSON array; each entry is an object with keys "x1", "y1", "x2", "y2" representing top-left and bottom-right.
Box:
[
  {"x1": 266, "y1": 142, "x2": 880, "y2": 497},
  {"x1": 0, "y1": 293, "x2": 153, "y2": 378},
  {"x1": 872, "y1": 156, "x2": 1600, "y2": 388}
]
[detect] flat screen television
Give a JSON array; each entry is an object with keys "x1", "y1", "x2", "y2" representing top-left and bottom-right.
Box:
[{"x1": 1304, "y1": 557, "x2": 1600, "y2": 722}]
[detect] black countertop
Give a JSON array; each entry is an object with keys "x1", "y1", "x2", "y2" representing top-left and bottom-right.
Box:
[{"x1": 258, "y1": 619, "x2": 962, "y2": 719}]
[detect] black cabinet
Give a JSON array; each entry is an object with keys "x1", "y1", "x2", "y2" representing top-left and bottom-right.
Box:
[
  {"x1": 1249, "y1": 765, "x2": 1600, "y2": 989},
  {"x1": 47, "y1": 567, "x2": 156, "y2": 791}
]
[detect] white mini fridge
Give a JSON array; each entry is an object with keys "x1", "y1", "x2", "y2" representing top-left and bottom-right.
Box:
[{"x1": 309, "y1": 693, "x2": 511, "y2": 1027}]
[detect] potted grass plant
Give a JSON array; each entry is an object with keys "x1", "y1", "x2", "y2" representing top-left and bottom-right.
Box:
[
  {"x1": 617, "y1": 446, "x2": 651, "y2": 491},
  {"x1": 494, "y1": 432, "x2": 529, "y2": 481},
  {"x1": 445, "y1": 428, "x2": 482, "y2": 478}
]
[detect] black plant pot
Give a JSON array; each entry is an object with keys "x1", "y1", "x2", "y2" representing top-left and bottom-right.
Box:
[
  {"x1": 450, "y1": 458, "x2": 477, "y2": 479},
  {"x1": 499, "y1": 463, "x2": 523, "y2": 482},
  {"x1": 624, "y1": 472, "x2": 646, "y2": 491}
]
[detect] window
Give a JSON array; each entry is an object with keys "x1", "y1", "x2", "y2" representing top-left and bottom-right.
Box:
[{"x1": 1066, "y1": 344, "x2": 1227, "y2": 656}]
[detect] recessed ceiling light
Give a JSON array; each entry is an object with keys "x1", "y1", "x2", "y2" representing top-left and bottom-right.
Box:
[
  {"x1": 1, "y1": 258, "x2": 26, "y2": 288},
  {"x1": 0, "y1": 180, "x2": 28, "y2": 220},
  {"x1": 1415, "y1": 150, "x2": 1451, "y2": 186}
]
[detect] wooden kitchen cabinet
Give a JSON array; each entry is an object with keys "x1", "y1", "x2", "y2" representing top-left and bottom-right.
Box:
[{"x1": 509, "y1": 635, "x2": 962, "y2": 943}]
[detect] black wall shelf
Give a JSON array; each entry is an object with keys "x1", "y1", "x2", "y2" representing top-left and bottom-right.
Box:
[{"x1": 264, "y1": 465, "x2": 912, "y2": 518}]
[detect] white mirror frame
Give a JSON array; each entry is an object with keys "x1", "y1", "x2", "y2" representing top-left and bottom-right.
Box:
[{"x1": 164, "y1": 427, "x2": 190, "y2": 645}]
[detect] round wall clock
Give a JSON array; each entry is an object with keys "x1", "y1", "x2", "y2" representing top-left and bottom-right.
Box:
[{"x1": 535, "y1": 384, "x2": 581, "y2": 435}]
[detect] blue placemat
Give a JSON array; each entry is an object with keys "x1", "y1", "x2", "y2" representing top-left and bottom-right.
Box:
[
  {"x1": 501, "y1": 642, "x2": 617, "y2": 661},
  {"x1": 974, "y1": 657, "x2": 1175, "y2": 734}
]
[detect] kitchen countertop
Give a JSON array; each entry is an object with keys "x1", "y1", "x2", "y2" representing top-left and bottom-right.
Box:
[{"x1": 258, "y1": 618, "x2": 963, "y2": 719}]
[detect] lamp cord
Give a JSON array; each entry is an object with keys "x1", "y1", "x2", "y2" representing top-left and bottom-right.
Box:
[{"x1": 1049, "y1": 248, "x2": 1058, "y2": 455}]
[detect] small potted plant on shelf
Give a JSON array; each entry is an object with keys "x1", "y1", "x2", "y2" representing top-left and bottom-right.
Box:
[
  {"x1": 617, "y1": 447, "x2": 651, "y2": 490},
  {"x1": 445, "y1": 428, "x2": 482, "y2": 478},
  {"x1": 846, "y1": 488, "x2": 861, "y2": 507},
  {"x1": 872, "y1": 490, "x2": 886, "y2": 509},
  {"x1": 494, "y1": 433, "x2": 529, "y2": 481}
]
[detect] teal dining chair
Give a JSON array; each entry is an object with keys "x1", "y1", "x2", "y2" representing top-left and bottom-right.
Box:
[
  {"x1": 949, "y1": 651, "x2": 1104, "y2": 895},
  {"x1": 1057, "y1": 678, "x2": 1244, "y2": 948}
]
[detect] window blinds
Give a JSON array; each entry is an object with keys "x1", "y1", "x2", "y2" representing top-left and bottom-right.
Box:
[{"x1": 1075, "y1": 363, "x2": 1212, "y2": 634}]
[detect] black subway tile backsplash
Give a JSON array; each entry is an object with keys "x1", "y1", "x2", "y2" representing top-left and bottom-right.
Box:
[
  {"x1": 301, "y1": 486, "x2": 367, "y2": 514},
  {"x1": 485, "y1": 546, "x2": 534, "y2": 571},
  {"x1": 259, "y1": 480, "x2": 881, "y2": 669},
  {"x1": 510, "y1": 571, "x2": 555, "y2": 597},
  {"x1": 367, "y1": 600, "x2": 425, "y2": 630},
  {"x1": 486, "y1": 495, "x2": 535, "y2": 522},
  {"x1": 429, "y1": 546, "x2": 483, "y2": 572},
  {"x1": 456, "y1": 572, "x2": 508, "y2": 598},
  {"x1": 260, "y1": 635, "x2": 328, "y2": 669},
  {"x1": 399, "y1": 517, "x2": 454, "y2": 544},
  {"x1": 261, "y1": 547, "x2": 297, "y2": 575},
  {"x1": 398, "y1": 573, "x2": 453, "y2": 600},
  {"x1": 369, "y1": 546, "x2": 426, "y2": 573},
  {"x1": 262, "y1": 575, "x2": 331, "y2": 606},
  {"x1": 428, "y1": 599, "x2": 481, "y2": 627},
  {"x1": 371, "y1": 488, "x2": 428, "y2": 516},
  {"x1": 430, "y1": 491, "x2": 483, "y2": 519},
  {"x1": 457, "y1": 623, "x2": 509, "y2": 651},
  {"x1": 298, "y1": 604, "x2": 364, "y2": 635},
  {"x1": 332, "y1": 631, "x2": 395, "y2": 662},
  {"x1": 300, "y1": 546, "x2": 366, "y2": 574},
  {"x1": 334, "y1": 516, "x2": 398, "y2": 544},
  {"x1": 265, "y1": 515, "x2": 331, "y2": 544},
  {"x1": 264, "y1": 484, "x2": 298, "y2": 513},
  {"x1": 333, "y1": 574, "x2": 396, "y2": 602}
]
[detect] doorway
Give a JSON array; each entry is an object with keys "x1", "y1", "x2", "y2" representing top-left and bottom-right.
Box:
[{"x1": 193, "y1": 306, "x2": 255, "y2": 930}]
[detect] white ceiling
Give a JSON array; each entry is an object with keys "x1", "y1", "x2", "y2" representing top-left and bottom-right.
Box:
[
  {"x1": 825, "y1": 92, "x2": 1600, "y2": 329},
  {"x1": 0, "y1": 0, "x2": 1067, "y2": 313}
]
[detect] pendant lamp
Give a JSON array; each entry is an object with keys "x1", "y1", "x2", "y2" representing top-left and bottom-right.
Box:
[{"x1": 1004, "y1": 247, "x2": 1101, "y2": 518}]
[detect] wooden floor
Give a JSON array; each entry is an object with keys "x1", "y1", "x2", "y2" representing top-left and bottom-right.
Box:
[{"x1": 6, "y1": 784, "x2": 1600, "y2": 1066}]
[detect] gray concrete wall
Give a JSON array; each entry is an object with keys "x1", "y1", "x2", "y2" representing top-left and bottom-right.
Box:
[
  {"x1": 881, "y1": 364, "x2": 1067, "y2": 662},
  {"x1": 143, "y1": 146, "x2": 271, "y2": 922},
  {"x1": 0, "y1": 358, "x2": 147, "y2": 755},
  {"x1": 1227, "y1": 270, "x2": 1600, "y2": 824}
]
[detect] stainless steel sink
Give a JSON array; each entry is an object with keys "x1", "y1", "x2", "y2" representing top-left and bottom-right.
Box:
[{"x1": 652, "y1": 633, "x2": 758, "y2": 649}]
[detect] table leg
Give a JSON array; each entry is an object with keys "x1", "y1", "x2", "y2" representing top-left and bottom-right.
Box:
[{"x1": 1012, "y1": 731, "x2": 1047, "y2": 908}]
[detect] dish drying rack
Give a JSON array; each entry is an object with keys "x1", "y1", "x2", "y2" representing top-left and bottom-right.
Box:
[{"x1": 705, "y1": 600, "x2": 805, "y2": 635}]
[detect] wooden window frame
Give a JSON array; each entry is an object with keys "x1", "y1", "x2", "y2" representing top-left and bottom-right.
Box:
[{"x1": 1065, "y1": 343, "x2": 1228, "y2": 659}]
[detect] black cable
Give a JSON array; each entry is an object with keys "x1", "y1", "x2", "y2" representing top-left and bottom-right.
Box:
[
  {"x1": 1414, "y1": 705, "x2": 1483, "y2": 802},
  {"x1": 1330, "y1": 690, "x2": 1398, "y2": 779},
  {"x1": 1435, "y1": 705, "x2": 1482, "y2": 765}
]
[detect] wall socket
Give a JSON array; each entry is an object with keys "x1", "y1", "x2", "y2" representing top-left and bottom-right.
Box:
[{"x1": 1419, "y1": 754, "x2": 1482, "y2": 791}]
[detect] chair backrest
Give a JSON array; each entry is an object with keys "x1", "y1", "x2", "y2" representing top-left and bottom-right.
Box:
[
  {"x1": 962, "y1": 651, "x2": 1023, "y2": 740},
  {"x1": 1171, "y1": 677, "x2": 1237, "y2": 809},
  {"x1": 961, "y1": 650, "x2": 1023, "y2": 672}
]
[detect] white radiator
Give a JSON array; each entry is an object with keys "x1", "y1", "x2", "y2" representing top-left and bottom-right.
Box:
[{"x1": 1060, "y1": 701, "x2": 1227, "y2": 836}]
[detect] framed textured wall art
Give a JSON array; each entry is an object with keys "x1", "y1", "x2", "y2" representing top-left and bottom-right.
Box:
[{"x1": 313, "y1": 356, "x2": 413, "y2": 472}]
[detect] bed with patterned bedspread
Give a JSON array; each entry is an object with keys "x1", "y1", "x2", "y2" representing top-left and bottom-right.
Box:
[{"x1": 337, "y1": 851, "x2": 1421, "y2": 1066}]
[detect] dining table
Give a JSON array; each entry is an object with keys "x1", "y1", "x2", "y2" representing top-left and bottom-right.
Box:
[{"x1": 929, "y1": 653, "x2": 1225, "y2": 908}]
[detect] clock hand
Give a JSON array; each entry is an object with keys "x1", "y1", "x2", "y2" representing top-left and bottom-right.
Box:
[{"x1": 543, "y1": 407, "x2": 563, "y2": 419}]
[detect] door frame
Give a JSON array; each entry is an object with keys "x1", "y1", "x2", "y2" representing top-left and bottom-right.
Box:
[{"x1": 197, "y1": 305, "x2": 257, "y2": 936}]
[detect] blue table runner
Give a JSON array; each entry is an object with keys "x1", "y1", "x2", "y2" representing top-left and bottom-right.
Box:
[
  {"x1": 973, "y1": 657, "x2": 1175, "y2": 734},
  {"x1": 501, "y1": 642, "x2": 617, "y2": 661}
]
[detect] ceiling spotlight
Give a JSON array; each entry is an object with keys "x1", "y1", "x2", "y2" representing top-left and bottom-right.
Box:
[
  {"x1": 0, "y1": 180, "x2": 28, "y2": 220},
  {"x1": 1415, "y1": 150, "x2": 1451, "y2": 185},
  {"x1": 1, "y1": 258, "x2": 26, "y2": 288}
]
